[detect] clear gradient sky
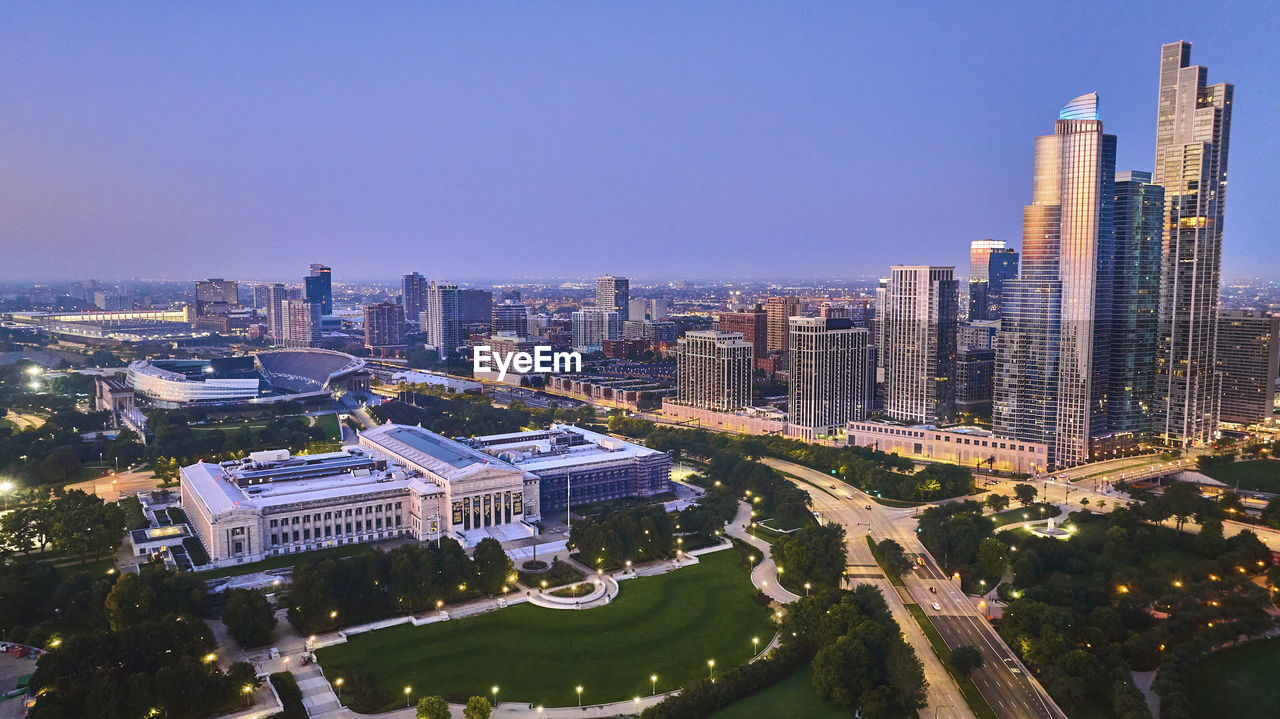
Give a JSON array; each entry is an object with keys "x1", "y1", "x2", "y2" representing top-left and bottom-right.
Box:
[{"x1": 1, "y1": 1, "x2": 1276, "y2": 282}]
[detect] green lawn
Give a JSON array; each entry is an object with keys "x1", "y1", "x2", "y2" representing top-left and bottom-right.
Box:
[
  {"x1": 708, "y1": 665, "x2": 850, "y2": 718},
  {"x1": 196, "y1": 542, "x2": 373, "y2": 579},
  {"x1": 188, "y1": 413, "x2": 342, "y2": 442},
  {"x1": 1189, "y1": 638, "x2": 1280, "y2": 717},
  {"x1": 315, "y1": 549, "x2": 773, "y2": 711},
  {"x1": 312, "y1": 412, "x2": 342, "y2": 441},
  {"x1": 1198, "y1": 459, "x2": 1280, "y2": 493}
]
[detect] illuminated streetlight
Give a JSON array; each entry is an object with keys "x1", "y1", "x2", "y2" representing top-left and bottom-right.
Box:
[
  {"x1": 334, "y1": 678, "x2": 343, "y2": 700},
  {"x1": 576, "y1": 685, "x2": 584, "y2": 706},
  {"x1": 404, "y1": 686, "x2": 412, "y2": 707},
  {"x1": 242, "y1": 685, "x2": 254, "y2": 707},
  {"x1": 752, "y1": 636, "x2": 760, "y2": 653},
  {"x1": 650, "y1": 674, "x2": 657, "y2": 695},
  {"x1": 707, "y1": 659, "x2": 715, "y2": 681}
]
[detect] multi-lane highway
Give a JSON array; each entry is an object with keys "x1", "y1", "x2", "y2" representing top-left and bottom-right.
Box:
[{"x1": 763, "y1": 457, "x2": 1068, "y2": 719}]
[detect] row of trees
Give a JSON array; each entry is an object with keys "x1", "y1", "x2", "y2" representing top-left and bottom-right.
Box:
[
  {"x1": 371, "y1": 387, "x2": 599, "y2": 439},
  {"x1": 285, "y1": 538, "x2": 513, "y2": 634},
  {"x1": 0, "y1": 489, "x2": 127, "y2": 563},
  {"x1": 568, "y1": 504, "x2": 677, "y2": 569}
]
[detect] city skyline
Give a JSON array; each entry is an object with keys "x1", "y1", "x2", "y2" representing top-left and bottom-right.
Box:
[{"x1": 2, "y1": 3, "x2": 1278, "y2": 281}]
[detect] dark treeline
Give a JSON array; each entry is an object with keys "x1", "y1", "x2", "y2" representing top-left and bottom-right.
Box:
[{"x1": 370, "y1": 387, "x2": 598, "y2": 438}]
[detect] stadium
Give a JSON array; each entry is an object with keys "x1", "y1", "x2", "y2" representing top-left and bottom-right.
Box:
[{"x1": 126, "y1": 348, "x2": 367, "y2": 407}]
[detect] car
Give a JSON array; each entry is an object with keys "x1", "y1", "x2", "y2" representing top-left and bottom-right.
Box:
[
  {"x1": 864, "y1": 504, "x2": 872, "y2": 510},
  {"x1": 829, "y1": 484, "x2": 837, "y2": 489},
  {"x1": 1003, "y1": 658, "x2": 1022, "y2": 674},
  {"x1": 929, "y1": 586, "x2": 937, "y2": 594},
  {"x1": 930, "y1": 602, "x2": 941, "y2": 611},
  {"x1": 845, "y1": 493, "x2": 854, "y2": 500}
]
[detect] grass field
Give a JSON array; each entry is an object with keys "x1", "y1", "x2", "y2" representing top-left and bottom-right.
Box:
[
  {"x1": 188, "y1": 412, "x2": 342, "y2": 442},
  {"x1": 1189, "y1": 638, "x2": 1280, "y2": 717},
  {"x1": 1199, "y1": 459, "x2": 1280, "y2": 493},
  {"x1": 707, "y1": 665, "x2": 850, "y2": 719},
  {"x1": 315, "y1": 549, "x2": 774, "y2": 711}
]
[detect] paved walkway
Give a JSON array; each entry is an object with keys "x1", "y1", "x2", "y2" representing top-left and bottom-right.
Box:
[{"x1": 723, "y1": 502, "x2": 801, "y2": 603}]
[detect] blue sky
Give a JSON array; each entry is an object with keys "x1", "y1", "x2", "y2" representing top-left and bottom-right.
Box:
[{"x1": 1, "y1": 1, "x2": 1276, "y2": 282}]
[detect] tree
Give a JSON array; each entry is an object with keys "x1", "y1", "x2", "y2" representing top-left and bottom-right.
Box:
[
  {"x1": 1195, "y1": 518, "x2": 1225, "y2": 557},
  {"x1": 976, "y1": 537, "x2": 1008, "y2": 581},
  {"x1": 154, "y1": 457, "x2": 181, "y2": 485},
  {"x1": 985, "y1": 493, "x2": 1011, "y2": 512},
  {"x1": 222, "y1": 588, "x2": 278, "y2": 648},
  {"x1": 417, "y1": 696, "x2": 451, "y2": 719},
  {"x1": 463, "y1": 695, "x2": 492, "y2": 719},
  {"x1": 1162, "y1": 482, "x2": 1202, "y2": 531},
  {"x1": 471, "y1": 538, "x2": 515, "y2": 596},
  {"x1": 1013, "y1": 484, "x2": 1038, "y2": 507},
  {"x1": 876, "y1": 538, "x2": 912, "y2": 577},
  {"x1": 772, "y1": 523, "x2": 847, "y2": 589},
  {"x1": 950, "y1": 645, "x2": 984, "y2": 675}
]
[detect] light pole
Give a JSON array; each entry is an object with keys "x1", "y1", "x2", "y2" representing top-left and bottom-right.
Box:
[
  {"x1": 650, "y1": 674, "x2": 657, "y2": 695},
  {"x1": 576, "y1": 685, "x2": 583, "y2": 706},
  {"x1": 334, "y1": 678, "x2": 343, "y2": 701},
  {"x1": 707, "y1": 659, "x2": 715, "y2": 681},
  {"x1": 752, "y1": 636, "x2": 759, "y2": 655},
  {"x1": 0, "y1": 481, "x2": 12, "y2": 511},
  {"x1": 491, "y1": 686, "x2": 499, "y2": 705},
  {"x1": 404, "y1": 686, "x2": 412, "y2": 708}
]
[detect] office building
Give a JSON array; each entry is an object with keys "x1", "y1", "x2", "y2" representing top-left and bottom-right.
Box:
[
  {"x1": 647, "y1": 297, "x2": 670, "y2": 321},
  {"x1": 571, "y1": 309, "x2": 620, "y2": 352},
  {"x1": 958, "y1": 320, "x2": 1000, "y2": 352},
  {"x1": 1217, "y1": 310, "x2": 1279, "y2": 425},
  {"x1": 994, "y1": 92, "x2": 1115, "y2": 468},
  {"x1": 265, "y1": 283, "x2": 288, "y2": 343},
  {"x1": 717, "y1": 305, "x2": 768, "y2": 368},
  {"x1": 1153, "y1": 41, "x2": 1234, "y2": 448},
  {"x1": 401, "y1": 272, "x2": 427, "y2": 324},
  {"x1": 788, "y1": 317, "x2": 874, "y2": 440},
  {"x1": 252, "y1": 284, "x2": 273, "y2": 311},
  {"x1": 364, "y1": 301, "x2": 406, "y2": 356},
  {"x1": 956, "y1": 348, "x2": 995, "y2": 418},
  {"x1": 968, "y1": 241, "x2": 1019, "y2": 321},
  {"x1": 622, "y1": 319, "x2": 678, "y2": 344},
  {"x1": 675, "y1": 330, "x2": 753, "y2": 412},
  {"x1": 765, "y1": 296, "x2": 802, "y2": 352},
  {"x1": 883, "y1": 266, "x2": 958, "y2": 425},
  {"x1": 1109, "y1": 171, "x2": 1165, "y2": 436},
  {"x1": 596, "y1": 275, "x2": 631, "y2": 321},
  {"x1": 423, "y1": 281, "x2": 461, "y2": 358},
  {"x1": 492, "y1": 302, "x2": 530, "y2": 336},
  {"x1": 847, "y1": 421, "x2": 1048, "y2": 475},
  {"x1": 194, "y1": 279, "x2": 239, "y2": 318},
  {"x1": 280, "y1": 299, "x2": 319, "y2": 349},
  {"x1": 458, "y1": 289, "x2": 493, "y2": 327},
  {"x1": 305, "y1": 264, "x2": 332, "y2": 315},
  {"x1": 628, "y1": 297, "x2": 649, "y2": 321}
]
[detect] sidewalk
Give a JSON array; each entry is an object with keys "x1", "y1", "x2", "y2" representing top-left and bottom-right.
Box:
[{"x1": 723, "y1": 501, "x2": 801, "y2": 603}]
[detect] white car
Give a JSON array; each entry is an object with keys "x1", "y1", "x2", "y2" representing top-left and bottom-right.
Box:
[
  {"x1": 1003, "y1": 658, "x2": 1022, "y2": 674},
  {"x1": 930, "y1": 602, "x2": 941, "y2": 611}
]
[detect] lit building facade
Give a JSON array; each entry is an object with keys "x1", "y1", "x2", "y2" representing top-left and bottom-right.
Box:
[
  {"x1": 675, "y1": 330, "x2": 753, "y2": 412},
  {"x1": 788, "y1": 317, "x2": 874, "y2": 440},
  {"x1": 596, "y1": 275, "x2": 631, "y2": 321},
  {"x1": 1217, "y1": 310, "x2": 1279, "y2": 425},
  {"x1": 847, "y1": 421, "x2": 1048, "y2": 474},
  {"x1": 1109, "y1": 170, "x2": 1164, "y2": 437},
  {"x1": 883, "y1": 266, "x2": 957, "y2": 424}
]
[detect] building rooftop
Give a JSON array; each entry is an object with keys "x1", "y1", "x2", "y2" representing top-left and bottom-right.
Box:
[
  {"x1": 359, "y1": 423, "x2": 521, "y2": 481},
  {"x1": 472, "y1": 424, "x2": 665, "y2": 473}
]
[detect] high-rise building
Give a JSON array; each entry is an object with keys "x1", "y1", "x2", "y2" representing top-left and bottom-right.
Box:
[
  {"x1": 647, "y1": 297, "x2": 670, "y2": 321},
  {"x1": 1109, "y1": 171, "x2": 1165, "y2": 437},
  {"x1": 765, "y1": 296, "x2": 801, "y2": 352},
  {"x1": 622, "y1": 320, "x2": 678, "y2": 343},
  {"x1": 994, "y1": 93, "x2": 1115, "y2": 468},
  {"x1": 1153, "y1": 41, "x2": 1234, "y2": 448},
  {"x1": 956, "y1": 348, "x2": 995, "y2": 419},
  {"x1": 596, "y1": 276, "x2": 630, "y2": 321},
  {"x1": 571, "y1": 309, "x2": 620, "y2": 353},
  {"x1": 458, "y1": 289, "x2": 493, "y2": 326},
  {"x1": 717, "y1": 305, "x2": 768, "y2": 369},
  {"x1": 1217, "y1": 310, "x2": 1279, "y2": 425},
  {"x1": 194, "y1": 279, "x2": 239, "y2": 318},
  {"x1": 305, "y1": 264, "x2": 332, "y2": 315},
  {"x1": 265, "y1": 283, "x2": 288, "y2": 343},
  {"x1": 788, "y1": 317, "x2": 874, "y2": 440},
  {"x1": 423, "y1": 282, "x2": 461, "y2": 358},
  {"x1": 281, "y1": 299, "x2": 319, "y2": 349},
  {"x1": 883, "y1": 266, "x2": 958, "y2": 425},
  {"x1": 401, "y1": 272, "x2": 427, "y2": 323},
  {"x1": 967, "y1": 241, "x2": 1019, "y2": 321},
  {"x1": 364, "y1": 302, "x2": 406, "y2": 356},
  {"x1": 492, "y1": 302, "x2": 530, "y2": 336},
  {"x1": 628, "y1": 297, "x2": 649, "y2": 321},
  {"x1": 252, "y1": 284, "x2": 273, "y2": 311},
  {"x1": 675, "y1": 331, "x2": 753, "y2": 412}
]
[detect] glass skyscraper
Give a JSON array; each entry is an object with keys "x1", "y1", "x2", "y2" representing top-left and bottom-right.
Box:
[
  {"x1": 1108, "y1": 171, "x2": 1164, "y2": 437},
  {"x1": 304, "y1": 264, "x2": 332, "y2": 316},
  {"x1": 994, "y1": 93, "x2": 1115, "y2": 468},
  {"x1": 1153, "y1": 41, "x2": 1233, "y2": 448},
  {"x1": 968, "y1": 240, "x2": 1019, "y2": 321}
]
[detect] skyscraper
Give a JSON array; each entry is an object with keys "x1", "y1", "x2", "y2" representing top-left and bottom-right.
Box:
[
  {"x1": 364, "y1": 302, "x2": 406, "y2": 356},
  {"x1": 492, "y1": 302, "x2": 530, "y2": 336},
  {"x1": 994, "y1": 93, "x2": 1115, "y2": 467},
  {"x1": 1109, "y1": 171, "x2": 1164, "y2": 437},
  {"x1": 571, "y1": 309, "x2": 620, "y2": 353},
  {"x1": 765, "y1": 296, "x2": 801, "y2": 352},
  {"x1": 458, "y1": 289, "x2": 493, "y2": 327},
  {"x1": 882, "y1": 266, "x2": 957, "y2": 424},
  {"x1": 194, "y1": 279, "x2": 239, "y2": 318},
  {"x1": 1216, "y1": 310, "x2": 1279, "y2": 425},
  {"x1": 676, "y1": 331, "x2": 753, "y2": 412},
  {"x1": 1153, "y1": 41, "x2": 1234, "y2": 448},
  {"x1": 596, "y1": 276, "x2": 630, "y2": 321},
  {"x1": 787, "y1": 317, "x2": 874, "y2": 440},
  {"x1": 423, "y1": 281, "x2": 461, "y2": 359},
  {"x1": 281, "y1": 299, "x2": 319, "y2": 348},
  {"x1": 967, "y1": 241, "x2": 1019, "y2": 321},
  {"x1": 401, "y1": 272, "x2": 427, "y2": 324},
  {"x1": 305, "y1": 264, "x2": 332, "y2": 315},
  {"x1": 265, "y1": 283, "x2": 288, "y2": 344}
]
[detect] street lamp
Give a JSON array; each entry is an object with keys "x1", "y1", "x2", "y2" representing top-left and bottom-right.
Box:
[
  {"x1": 752, "y1": 636, "x2": 760, "y2": 653},
  {"x1": 707, "y1": 659, "x2": 715, "y2": 681},
  {"x1": 1, "y1": 480, "x2": 13, "y2": 511},
  {"x1": 576, "y1": 685, "x2": 584, "y2": 706},
  {"x1": 404, "y1": 686, "x2": 412, "y2": 707},
  {"x1": 650, "y1": 674, "x2": 657, "y2": 695},
  {"x1": 804, "y1": 582, "x2": 811, "y2": 596},
  {"x1": 334, "y1": 678, "x2": 343, "y2": 700},
  {"x1": 242, "y1": 685, "x2": 253, "y2": 707},
  {"x1": 491, "y1": 686, "x2": 499, "y2": 704}
]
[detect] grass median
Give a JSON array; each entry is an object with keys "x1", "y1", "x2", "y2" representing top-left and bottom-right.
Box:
[{"x1": 905, "y1": 604, "x2": 997, "y2": 719}]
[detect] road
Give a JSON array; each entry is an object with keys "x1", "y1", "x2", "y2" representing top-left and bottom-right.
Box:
[
  {"x1": 65, "y1": 467, "x2": 161, "y2": 501},
  {"x1": 763, "y1": 457, "x2": 1067, "y2": 719}
]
